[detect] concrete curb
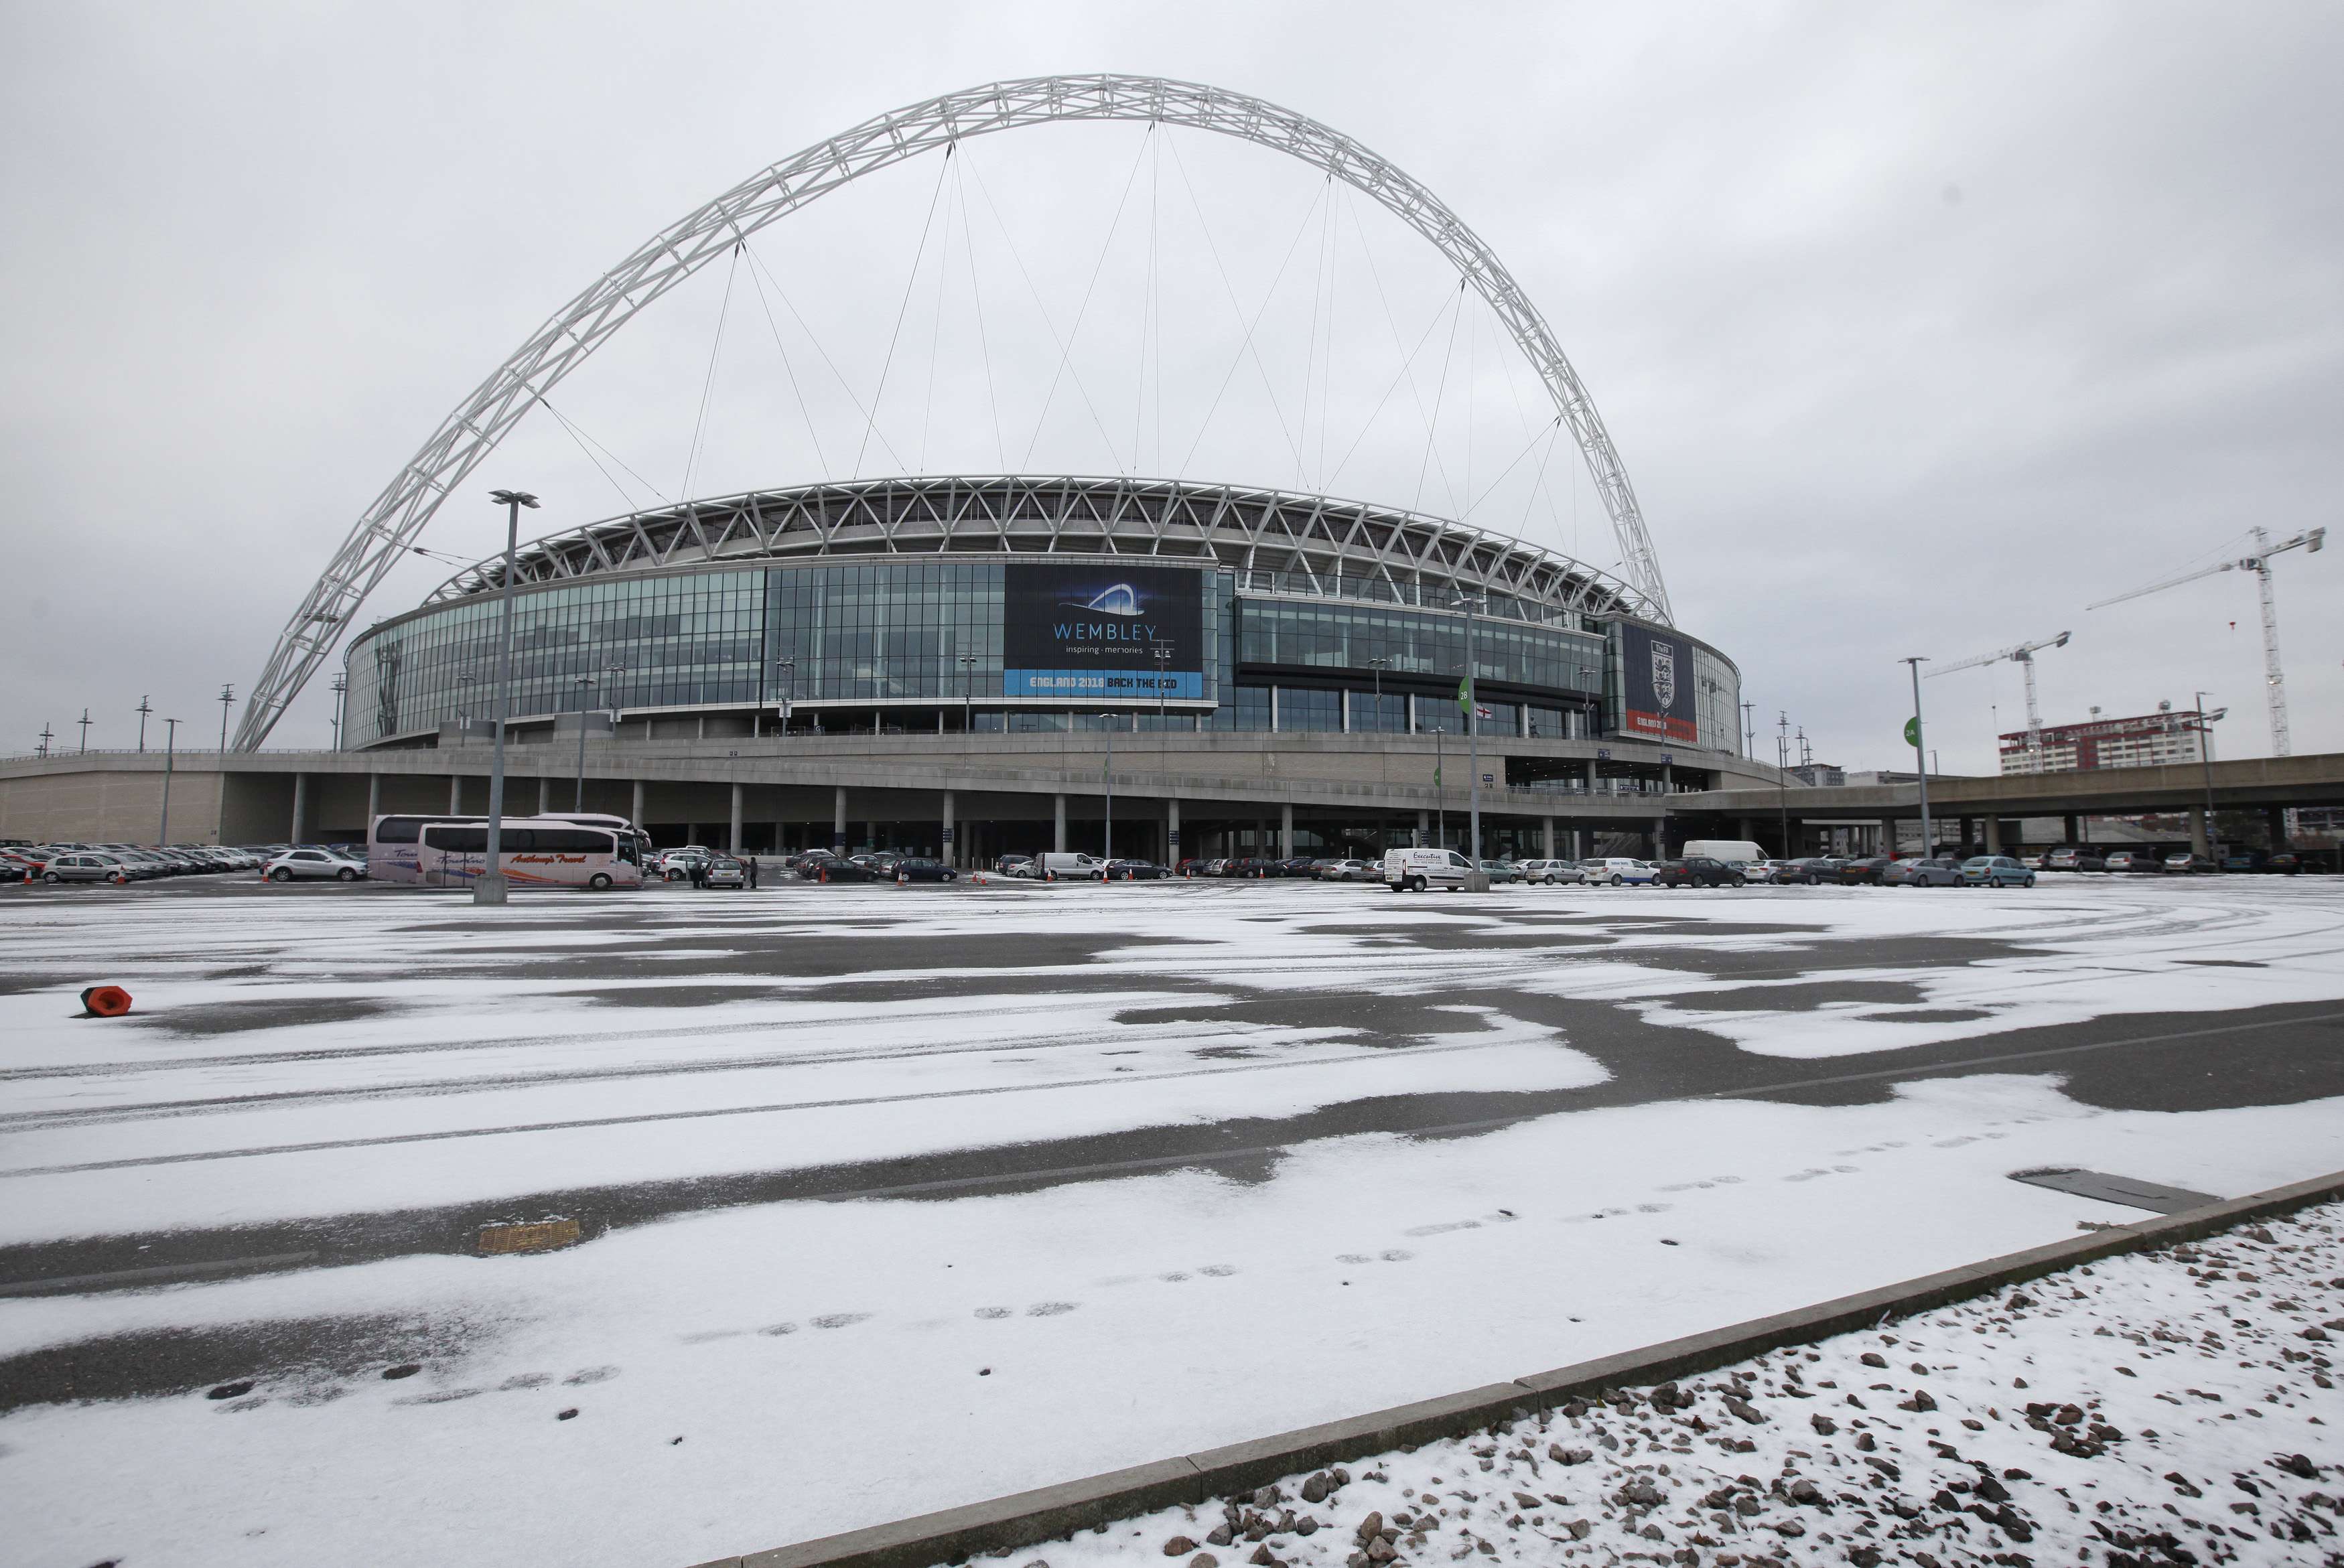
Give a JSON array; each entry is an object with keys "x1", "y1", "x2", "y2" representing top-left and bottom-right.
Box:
[{"x1": 691, "y1": 1167, "x2": 2344, "y2": 1568}]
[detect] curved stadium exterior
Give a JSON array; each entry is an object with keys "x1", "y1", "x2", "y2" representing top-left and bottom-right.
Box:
[{"x1": 338, "y1": 475, "x2": 1767, "y2": 863}]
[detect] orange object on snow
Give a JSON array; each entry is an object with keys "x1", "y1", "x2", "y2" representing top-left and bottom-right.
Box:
[{"x1": 80, "y1": 985, "x2": 133, "y2": 1017}]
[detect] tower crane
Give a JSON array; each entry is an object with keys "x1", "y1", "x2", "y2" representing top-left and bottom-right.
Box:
[
  {"x1": 2087, "y1": 526, "x2": 2325, "y2": 757},
  {"x1": 1925, "y1": 630, "x2": 2071, "y2": 771}
]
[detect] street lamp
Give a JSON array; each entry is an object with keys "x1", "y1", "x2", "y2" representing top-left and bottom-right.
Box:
[
  {"x1": 775, "y1": 656, "x2": 797, "y2": 736},
  {"x1": 603, "y1": 662, "x2": 626, "y2": 725},
  {"x1": 572, "y1": 672, "x2": 598, "y2": 810},
  {"x1": 1153, "y1": 644, "x2": 1174, "y2": 727},
  {"x1": 958, "y1": 654, "x2": 977, "y2": 733},
  {"x1": 478, "y1": 488, "x2": 538, "y2": 905},
  {"x1": 159, "y1": 716, "x2": 181, "y2": 844},
  {"x1": 135, "y1": 695, "x2": 151, "y2": 754},
  {"x1": 217, "y1": 684, "x2": 236, "y2": 754},
  {"x1": 2193, "y1": 693, "x2": 2227, "y2": 853},
  {"x1": 1902, "y1": 656, "x2": 1933, "y2": 855},
  {"x1": 1368, "y1": 656, "x2": 1391, "y2": 731},
  {"x1": 328, "y1": 676, "x2": 347, "y2": 750},
  {"x1": 36, "y1": 723, "x2": 54, "y2": 759},
  {"x1": 1452, "y1": 593, "x2": 1485, "y2": 877},
  {"x1": 456, "y1": 669, "x2": 478, "y2": 729},
  {"x1": 76, "y1": 709, "x2": 90, "y2": 754},
  {"x1": 1101, "y1": 713, "x2": 1115, "y2": 863}
]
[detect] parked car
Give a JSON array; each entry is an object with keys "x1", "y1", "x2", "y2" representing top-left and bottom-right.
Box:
[
  {"x1": 1960, "y1": 855, "x2": 2037, "y2": 887},
  {"x1": 811, "y1": 857, "x2": 878, "y2": 883},
  {"x1": 2265, "y1": 851, "x2": 2315, "y2": 875},
  {"x1": 1276, "y1": 856, "x2": 1319, "y2": 877},
  {"x1": 1033, "y1": 852, "x2": 1108, "y2": 881},
  {"x1": 262, "y1": 847, "x2": 368, "y2": 882},
  {"x1": 1480, "y1": 859, "x2": 1522, "y2": 884},
  {"x1": 2017, "y1": 853, "x2": 2049, "y2": 871},
  {"x1": 1836, "y1": 856, "x2": 1897, "y2": 886},
  {"x1": 1517, "y1": 858, "x2": 1584, "y2": 885},
  {"x1": 2220, "y1": 850, "x2": 2268, "y2": 873},
  {"x1": 1316, "y1": 858, "x2": 1375, "y2": 882},
  {"x1": 1653, "y1": 855, "x2": 1738, "y2": 888},
  {"x1": 1104, "y1": 859, "x2": 1168, "y2": 881},
  {"x1": 697, "y1": 856, "x2": 746, "y2": 889},
  {"x1": 2104, "y1": 849, "x2": 2164, "y2": 873},
  {"x1": 1584, "y1": 857, "x2": 1657, "y2": 886},
  {"x1": 1884, "y1": 856, "x2": 1963, "y2": 887},
  {"x1": 41, "y1": 851, "x2": 137, "y2": 885},
  {"x1": 2162, "y1": 852, "x2": 2219, "y2": 874},
  {"x1": 1770, "y1": 857, "x2": 1834, "y2": 885},
  {"x1": 1175, "y1": 858, "x2": 1213, "y2": 878},
  {"x1": 1381, "y1": 847, "x2": 1479, "y2": 892},
  {"x1": 2045, "y1": 847, "x2": 2104, "y2": 871},
  {"x1": 995, "y1": 854, "x2": 1035, "y2": 877},
  {"x1": 893, "y1": 857, "x2": 960, "y2": 883}
]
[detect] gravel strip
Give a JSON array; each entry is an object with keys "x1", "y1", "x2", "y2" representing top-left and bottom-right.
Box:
[{"x1": 997, "y1": 1204, "x2": 2344, "y2": 1568}]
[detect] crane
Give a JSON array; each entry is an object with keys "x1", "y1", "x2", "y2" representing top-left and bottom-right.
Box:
[
  {"x1": 2088, "y1": 526, "x2": 2326, "y2": 757},
  {"x1": 1925, "y1": 630, "x2": 2072, "y2": 770}
]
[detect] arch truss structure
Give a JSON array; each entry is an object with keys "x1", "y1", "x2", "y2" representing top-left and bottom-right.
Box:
[{"x1": 237, "y1": 74, "x2": 1671, "y2": 749}]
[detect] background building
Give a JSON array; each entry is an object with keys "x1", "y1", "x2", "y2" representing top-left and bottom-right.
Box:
[{"x1": 1999, "y1": 703, "x2": 2209, "y2": 774}]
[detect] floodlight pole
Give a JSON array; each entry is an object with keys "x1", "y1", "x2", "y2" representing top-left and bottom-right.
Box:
[
  {"x1": 776, "y1": 657, "x2": 797, "y2": 737},
  {"x1": 958, "y1": 654, "x2": 975, "y2": 733},
  {"x1": 1903, "y1": 657, "x2": 1931, "y2": 855},
  {"x1": 135, "y1": 695, "x2": 151, "y2": 754},
  {"x1": 217, "y1": 684, "x2": 235, "y2": 754},
  {"x1": 478, "y1": 488, "x2": 537, "y2": 904},
  {"x1": 1102, "y1": 715, "x2": 1114, "y2": 863},
  {"x1": 76, "y1": 709, "x2": 91, "y2": 754},
  {"x1": 328, "y1": 676, "x2": 346, "y2": 750},
  {"x1": 1455, "y1": 594, "x2": 1484, "y2": 877},
  {"x1": 159, "y1": 717, "x2": 180, "y2": 845},
  {"x1": 573, "y1": 673, "x2": 597, "y2": 810},
  {"x1": 2194, "y1": 692, "x2": 2219, "y2": 845},
  {"x1": 37, "y1": 723, "x2": 54, "y2": 759},
  {"x1": 1154, "y1": 644, "x2": 1173, "y2": 725}
]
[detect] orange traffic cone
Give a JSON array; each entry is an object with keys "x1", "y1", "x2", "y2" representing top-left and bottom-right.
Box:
[{"x1": 80, "y1": 985, "x2": 133, "y2": 1017}]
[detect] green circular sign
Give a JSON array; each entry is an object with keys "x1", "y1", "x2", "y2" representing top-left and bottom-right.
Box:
[{"x1": 1904, "y1": 716, "x2": 1921, "y2": 748}]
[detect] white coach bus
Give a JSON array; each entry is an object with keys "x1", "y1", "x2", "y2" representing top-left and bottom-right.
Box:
[{"x1": 368, "y1": 813, "x2": 647, "y2": 890}]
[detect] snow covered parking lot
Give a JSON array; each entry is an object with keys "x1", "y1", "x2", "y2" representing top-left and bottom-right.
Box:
[{"x1": 2, "y1": 874, "x2": 2341, "y2": 1567}]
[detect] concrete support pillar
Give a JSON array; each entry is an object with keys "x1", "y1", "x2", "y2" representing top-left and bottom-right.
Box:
[
  {"x1": 631, "y1": 780, "x2": 646, "y2": 829},
  {"x1": 2266, "y1": 804, "x2": 2288, "y2": 849},
  {"x1": 1584, "y1": 759, "x2": 1598, "y2": 792},
  {"x1": 1166, "y1": 798, "x2": 1181, "y2": 867},
  {"x1": 1984, "y1": 816, "x2": 2004, "y2": 853},
  {"x1": 2063, "y1": 814, "x2": 2081, "y2": 845},
  {"x1": 1653, "y1": 816, "x2": 1667, "y2": 858},
  {"x1": 833, "y1": 786, "x2": 847, "y2": 852},
  {"x1": 1279, "y1": 802, "x2": 1294, "y2": 859},
  {"x1": 537, "y1": 776, "x2": 551, "y2": 814},
  {"x1": 2189, "y1": 806, "x2": 2210, "y2": 857},
  {"x1": 1417, "y1": 809, "x2": 1429, "y2": 847},
  {"x1": 942, "y1": 790, "x2": 956, "y2": 867},
  {"x1": 1340, "y1": 691, "x2": 1351, "y2": 733},
  {"x1": 1053, "y1": 794, "x2": 1067, "y2": 853},
  {"x1": 449, "y1": 774, "x2": 462, "y2": 814},
  {"x1": 367, "y1": 774, "x2": 382, "y2": 827},
  {"x1": 290, "y1": 772, "x2": 309, "y2": 843},
  {"x1": 1542, "y1": 816, "x2": 1556, "y2": 858},
  {"x1": 729, "y1": 783, "x2": 744, "y2": 855},
  {"x1": 1879, "y1": 817, "x2": 1898, "y2": 856},
  {"x1": 1958, "y1": 816, "x2": 1974, "y2": 849},
  {"x1": 1736, "y1": 816, "x2": 1753, "y2": 844}
]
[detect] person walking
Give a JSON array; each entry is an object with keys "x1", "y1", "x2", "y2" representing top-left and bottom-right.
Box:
[
  {"x1": 689, "y1": 855, "x2": 707, "y2": 890},
  {"x1": 746, "y1": 855, "x2": 760, "y2": 891}
]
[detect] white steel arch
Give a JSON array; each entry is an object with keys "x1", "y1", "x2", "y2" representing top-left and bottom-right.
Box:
[{"x1": 236, "y1": 73, "x2": 1671, "y2": 748}]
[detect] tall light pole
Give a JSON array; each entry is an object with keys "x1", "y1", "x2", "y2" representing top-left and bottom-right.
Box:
[
  {"x1": 958, "y1": 654, "x2": 976, "y2": 733},
  {"x1": 1101, "y1": 713, "x2": 1115, "y2": 862},
  {"x1": 573, "y1": 673, "x2": 598, "y2": 810},
  {"x1": 1368, "y1": 656, "x2": 1391, "y2": 729},
  {"x1": 1434, "y1": 720, "x2": 1446, "y2": 849},
  {"x1": 603, "y1": 662, "x2": 626, "y2": 725},
  {"x1": 217, "y1": 684, "x2": 235, "y2": 754},
  {"x1": 478, "y1": 488, "x2": 537, "y2": 905},
  {"x1": 2193, "y1": 692, "x2": 2225, "y2": 851},
  {"x1": 37, "y1": 723, "x2": 54, "y2": 759},
  {"x1": 1454, "y1": 593, "x2": 1485, "y2": 876},
  {"x1": 135, "y1": 695, "x2": 151, "y2": 754},
  {"x1": 330, "y1": 675, "x2": 348, "y2": 750},
  {"x1": 1775, "y1": 711, "x2": 1791, "y2": 857},
  {"x1": 76, "y1": 709, "x2": 91, "y2": 754},
  {"x1": 775, "y1": 656, "x2": 797, "y2": 737},
  {"x1": 1153, "y1": 644, "x2": 1173, "y2": 727},
  {"x1": 1740, "y1": 699, "x2": 1755, "y2": 760},
  {"x1": 456, "y1": 669, "x2": 478, "y2": 730},
  {"x1": 1902, "y1": 657, "x2": 1932, "y2": 856},
  {"x1": 159, "y1": 716, "x2": 180, "y2": 844}
]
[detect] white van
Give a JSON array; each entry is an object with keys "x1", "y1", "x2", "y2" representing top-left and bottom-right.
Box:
[
  {"x1": 1382, "y1": 847, "x2": 1478, "y2": 892},
  {"x1": 1679, "y1": 840, "x2": 1764, "y2": 865},
  {"x1": 1032, "y1": 851, "x2": 1108, "y2": 881}
]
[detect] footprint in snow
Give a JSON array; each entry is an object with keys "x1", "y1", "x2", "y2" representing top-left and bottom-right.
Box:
[
  {"x1": 974, "y1": 1307, "x2": 1012, "y2": 1320},
  {"x1": 1196, "y1": 1264, "x2": 1237, "y2": 1276},
  {"x1": 758, "y1": 1322, "x2": 798, "y2": 1336},
  {"x1": 1159, "y1": 1271, "x2": 1191, "y2": 1281},
  {"x1": 1404, "y1": 1220, "x2": 1481, "y2": 1237},
  {"x1": 810, "y1": 1312, "x2": 872, "y2": 1330},
  {"x1": 563, "y1": 1366, "x2": 620, "y2": 1384},
  {"x1": 499, "y1": 1373, "x2": 553, "y2": 1390},
  {"x1": 1025, "y1": 1301, "x2": 1077, "y2": 1316}
]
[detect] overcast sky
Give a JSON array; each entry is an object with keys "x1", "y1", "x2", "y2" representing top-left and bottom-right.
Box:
[{"x1": 3, "y1": 1, "x2": 2337, "y2": 771}]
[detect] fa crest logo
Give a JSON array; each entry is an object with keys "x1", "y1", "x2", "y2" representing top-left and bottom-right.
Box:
[{"x1": 1651, "y1": 640, "x2": 1677, "y2": 710}]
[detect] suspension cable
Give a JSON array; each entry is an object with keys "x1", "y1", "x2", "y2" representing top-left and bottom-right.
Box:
[
  {"x1": 1165, "y1": 128, "x2": 1318, "y2": 476},
  {"x1": 854, "y1": 147, "x2": 955, "y2": 479},
  {"x1": 679, "y1": 242, "x2": 742, "y2": 501},
  {"x1": 741, "y1": 242, "x2": 831, "y2": 480},
  {"x1": 951, "y1": 158, "x2": 1008, "y2": 472},
  {"x1": 1016, "y1": 125, "x2": 1156, "y2": 472},
  {"x1": 538, "y1": 395, "x2": 669, "y2": 510},
  {"x1": 1324, "y1": 187, "x2": 1456, "y2": 500},
  {"x1": 919, "y1": 147, "x2": 956, "y2": 472},
  {"x1": 1413, "y1": 278, "x2": 1467, "y2": 516},
  {"x1": 740, "y1": 243, "x2": 904, "y2": 473}
]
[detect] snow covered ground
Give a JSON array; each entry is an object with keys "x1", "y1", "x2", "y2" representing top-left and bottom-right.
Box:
[
  {"x1": 1022, "y1": 1198, "x2": 2344, "y2": 1568},
  {"x1": 1, "y1": 875, "x2": 2342, "y2": 1567}
]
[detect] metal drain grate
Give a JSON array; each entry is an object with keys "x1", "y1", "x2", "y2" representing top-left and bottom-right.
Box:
[{"x1": 2009, "y1": 1168, "x2": 2221, "y2": 1213}]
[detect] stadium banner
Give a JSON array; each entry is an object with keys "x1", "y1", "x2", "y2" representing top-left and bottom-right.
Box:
[
  {"x1": 1002, "y1": 563, "x2": 1206, "y2": 700},
  {"x1": 1618, "y1": 622, "x2": 1698, "y2": 744}
]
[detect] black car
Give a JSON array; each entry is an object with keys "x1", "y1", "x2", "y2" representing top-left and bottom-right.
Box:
[
  {"x1": 811, "y1": 857, "x2": 879, "y2": 883},
  {"x1": 1276, "y1": 856, "x2": 1319, "y2": 877},
  {"x1": 1219, "y1": 857, "x2": 1280, "y2": 878},
  {"x1": 1836, "y1": 856, "x2": 1897, "y2": 886},
  {"x1": 892, "y1": 858, "x2": 959, "y2": 883},
  {"x1": 1105, "y1": 859, "x2": 1170, "y2": 881},
  {"x1": 1653, "y1": 855, "x2": 1738, "y2": 888}
]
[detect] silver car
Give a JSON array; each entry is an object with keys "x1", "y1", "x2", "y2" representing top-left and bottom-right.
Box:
[
  {"x1": 262, "y1": 848, "x2": 368, "y2": 882},
  {"x1": 1517, "y1": 858, "x2": 1586, "y2": 885},
  {"x1": 41, "y1": 851, "x2": 136, "y2": 885}
]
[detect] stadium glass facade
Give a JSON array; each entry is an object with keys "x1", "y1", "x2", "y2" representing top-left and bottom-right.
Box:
[{"x1": 344, "y1": 558, "x2": 1735, "y2": 753}]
